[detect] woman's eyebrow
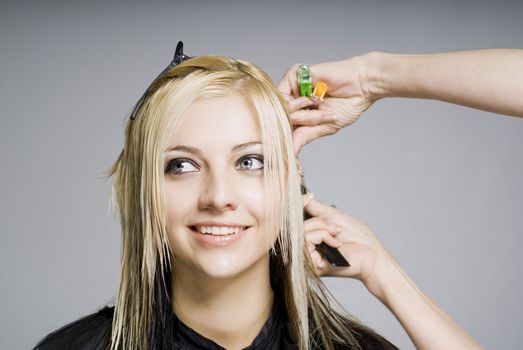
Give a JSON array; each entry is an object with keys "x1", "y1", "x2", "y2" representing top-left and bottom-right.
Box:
[
  {"x1": 165, "y1": 141, "x2": 262, "y2": 155},
  {"x1": 165, "y1": 145, "x2": 201, "y2": 155},
  {"x1": 231, "y1": 141, "x2": 262, "y2": 152}
]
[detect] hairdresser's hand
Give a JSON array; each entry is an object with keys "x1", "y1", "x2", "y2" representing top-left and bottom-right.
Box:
[
  {"x1": 279, "y1": 56, "x2": 375, "y2": 155},
  {"x1": 303, "y1": 194, "x2": 487, "y2": 349},
  {"x1": 302, "y1": 194, "x2": 400, "y2": 297},
  {"x1": 283, "y1": 50, "x2": 523, "y2": 155}
]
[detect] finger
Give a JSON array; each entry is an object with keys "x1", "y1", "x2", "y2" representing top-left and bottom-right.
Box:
[
  {"x1": 281, "y1": 92, "x2": 293, "y2": 103},
  {"x1": 302, "y1": 192, "x2": 314, "y2": 207},
  {"x1": 305, "y1": 229, "x2": 343, "y2": 248},
  {"x1": 310, "y1": 249, "x2": 327, "y2": 272},
  {"x1": 288, "y1": 96, "x2": 315, "y2": 112},
  {"x1": 292, "y1": 126, "x2": 315, "y2": 155},
  {"x1": 292, "y1": 124, "x2": 338, "y2": 155},
  {"x1": 306, "y1": 240, "x2": 316, "y2": 255},
  {"x1": 290, "y1": 110, "x2": 336, "y2": 126},
  {"x1": 304, "y1": 217, "x2": 327, "y2": 232},
  {"x1": 277, "y1": 73, "x2": 292, "y2": 95},
  {"x1": 304, "y1": 217, "x2": 340, "y2": 234},
  {"x1": 293, "y1": 131, "x2": 306, "y2": 156},
  {"x1": 304, "y1": 197, "x2": 338, "y2": 218},
  {"x1": 277, "y1": 64, "x2": 301, "y2": 97}
]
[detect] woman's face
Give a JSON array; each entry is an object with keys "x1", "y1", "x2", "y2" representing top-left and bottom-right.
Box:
[{"x1": 164, "y1": 93, "x2": 278, "y2": 280}]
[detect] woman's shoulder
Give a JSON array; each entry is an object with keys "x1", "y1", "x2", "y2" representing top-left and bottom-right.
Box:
[{"x1": 33, "y1": 305, "x2": 114, "y2": 350}]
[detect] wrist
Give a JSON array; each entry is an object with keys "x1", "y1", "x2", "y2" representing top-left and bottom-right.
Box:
[
  {"x1": 351, "y1": 51, "x2": 387, "y2": 101},
  {"x1": 362, "y1": 251, "x2": 411, "y2": 305},
  {"x1": 361, "y1": 51, "x2": 413, "y2": 100}
]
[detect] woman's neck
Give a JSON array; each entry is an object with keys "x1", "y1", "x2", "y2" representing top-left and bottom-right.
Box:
[{"x1": 171, "y1": 254, "x2": 274, "y2": 350}]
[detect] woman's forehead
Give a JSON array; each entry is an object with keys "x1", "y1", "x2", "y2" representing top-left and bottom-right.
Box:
[{"x1": 168, "y1": 93, "x2": 262, "y2": 152}]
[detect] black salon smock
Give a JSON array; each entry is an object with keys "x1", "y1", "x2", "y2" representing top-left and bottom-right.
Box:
[{"x1": 34, "y1": 302, "x2": 297, "y2": 350}]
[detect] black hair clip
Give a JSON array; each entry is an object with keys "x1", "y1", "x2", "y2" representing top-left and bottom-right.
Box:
[{"x1": 130, "y1": 41, "x2": 193, "y2": 121}]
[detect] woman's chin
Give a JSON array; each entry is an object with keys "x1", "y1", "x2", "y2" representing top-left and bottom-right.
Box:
[
  {"x1": 185, "y1": 253, "x2": 269, "y2": 282},
  {"x1": 195, "y1": 257, "x2": 250, "y2": 280}
]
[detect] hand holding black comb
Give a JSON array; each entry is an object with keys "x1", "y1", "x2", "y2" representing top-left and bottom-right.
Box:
[{"x1": 300, "y1": 183, "x2": 350, "y2": 267}]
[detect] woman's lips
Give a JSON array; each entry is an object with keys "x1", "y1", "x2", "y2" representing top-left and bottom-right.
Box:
[{"x1": 189, "y1": 226, "x2": 251, "y2": 248}]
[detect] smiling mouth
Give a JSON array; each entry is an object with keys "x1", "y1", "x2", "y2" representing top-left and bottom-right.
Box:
[{"x1": 190, "y1": 226, "x2": 250, "y2": 236}]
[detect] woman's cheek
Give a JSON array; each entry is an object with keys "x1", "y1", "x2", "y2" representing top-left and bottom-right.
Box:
[
  {"x1": 237, "y1": 178, "x2": 265, "y2": 213},
  {"x1": 165, "y1": 182, "x2": 195, "y2": 228}
]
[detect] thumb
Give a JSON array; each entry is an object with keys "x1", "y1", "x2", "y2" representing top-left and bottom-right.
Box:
[
  {"x1": 293, "y1": 127, "x2": 312, "y2": 155},
  {"x1": 293, "y1": 126, "x2": 327, "y2": 155},
  {"x1": 278, "y1": 64, "x2": 301, "y2": 97},
  {"x1": 277, "y1": 77, "x2": 292, "y2": 95}
]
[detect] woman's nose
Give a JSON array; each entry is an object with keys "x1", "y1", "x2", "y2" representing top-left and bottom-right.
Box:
[{"x1": 197, "y1": 171, "x2": 238, "y2": 211}]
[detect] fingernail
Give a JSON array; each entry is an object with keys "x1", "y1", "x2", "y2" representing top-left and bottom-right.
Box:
[
  {"x1": 336, "y1": 241, "x2": 343, "y2": 247},
  {"x1": 328, "y1": 114, "x2": 337, "y2": 122}
]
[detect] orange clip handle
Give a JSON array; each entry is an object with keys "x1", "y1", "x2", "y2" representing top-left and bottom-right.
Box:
[{"x1": 312, "y1": 82, "x2": 327, "y2": 101}]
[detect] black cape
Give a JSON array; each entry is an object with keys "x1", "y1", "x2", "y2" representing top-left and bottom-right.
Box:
[
  {"x1": 34, "y1": 302, "x2": 398, "y2": 349},
  {"x1": 33, "y1": 302, "x2": 297, "y2": 350}
]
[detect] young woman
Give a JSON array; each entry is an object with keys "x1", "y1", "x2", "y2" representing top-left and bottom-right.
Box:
[{"x1": 34, "y1": 48, "x2": 483, "y2": 349}]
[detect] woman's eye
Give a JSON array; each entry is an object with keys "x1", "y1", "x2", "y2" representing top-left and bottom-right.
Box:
[
  {"x1": 165, "y1": 159, "x2": 198, "y2": 175},
  {"x1": 237, "y1": 155, "x2": 264, "y2": 171}
]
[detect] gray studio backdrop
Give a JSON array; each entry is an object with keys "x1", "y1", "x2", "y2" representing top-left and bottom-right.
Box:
[{"x1": 1, "y1": 1, "x2": 522, "y2": 349}]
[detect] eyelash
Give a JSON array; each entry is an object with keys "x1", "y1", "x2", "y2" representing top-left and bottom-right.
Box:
[{"x1": 164, "y1": 155, "x2": 264, "y2": 176}]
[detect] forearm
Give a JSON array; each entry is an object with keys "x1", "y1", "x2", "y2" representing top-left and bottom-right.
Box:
[
  {"x1": 368, "y1": 259, "x2": 484, "y2": 350},
  {"x1": 365, "y1": 49, "x2": 523, "y2": 117}
]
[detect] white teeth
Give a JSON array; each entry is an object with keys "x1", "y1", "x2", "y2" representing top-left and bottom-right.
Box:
[{"x1": 194, "y1": 226, "x2": 244, "y2": 235}]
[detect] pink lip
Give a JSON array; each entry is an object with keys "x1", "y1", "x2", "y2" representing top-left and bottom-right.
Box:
[{"x1": 189, "y1": 226, "x2": 251, "y2": 248}]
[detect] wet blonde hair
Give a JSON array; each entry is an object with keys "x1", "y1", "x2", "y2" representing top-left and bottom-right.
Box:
[{"x1": 107, "y1": 56, "x2": 396, "y2": 350}]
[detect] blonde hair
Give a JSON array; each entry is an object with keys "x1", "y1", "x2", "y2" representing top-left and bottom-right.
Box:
[{"x1": 107, "y1": 55, "x2": 396, "y2": 350}]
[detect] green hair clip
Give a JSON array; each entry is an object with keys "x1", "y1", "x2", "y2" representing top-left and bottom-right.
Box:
[{"x1": 297, "y1": 64, "x2": 312, "y2": 97}]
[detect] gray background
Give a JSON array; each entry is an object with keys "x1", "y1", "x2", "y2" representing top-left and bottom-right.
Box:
[{"x1": 1, "y1": 0, "x2": 522, "y2": 349}]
